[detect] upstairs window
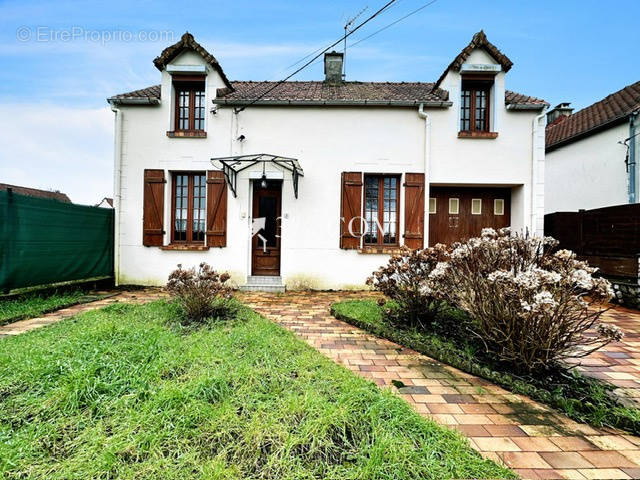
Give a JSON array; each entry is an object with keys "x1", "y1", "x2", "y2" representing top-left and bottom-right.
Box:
[
  {"x1": 173, "y1": 76, "x2": 205, "y2": 132},
  {"x1": 460, "y1": 77, "x2": 492, "y2": 133},
  {"x1": 364, "y1": 175, "x2": 399, "y2": 246}
]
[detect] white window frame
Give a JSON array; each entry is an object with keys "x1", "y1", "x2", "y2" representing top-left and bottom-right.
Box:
[
  {"x1": 494, "y1": 198, "x2": 505, "y2": 216},
  {"x1": 449, "y1": 198, "x2": 459, "y2": 215},
  {"x1": 471, "y1": 199, "x2": 482, "y2": 215},
  {"x1": 429, "y1": 197, "x2": 437, "y2": 214}
]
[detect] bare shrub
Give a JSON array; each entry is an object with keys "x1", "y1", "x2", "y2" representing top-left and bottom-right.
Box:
[
  {"x1": 166, "y1": 263, "x2": 234, "y2": 323},
  {"x1": 366, "y1": 245, "x2": 449, "y2": 327},
  {"x1": 430, "y1": 228, "x2": 622, "y2": 373}
]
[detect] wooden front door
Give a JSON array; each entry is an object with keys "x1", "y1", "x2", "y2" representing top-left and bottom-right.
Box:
[
  {"x1": 429, "y1": 187, "x2": 511, "y2": 246},
  {"x1": 251, "y1": 181, "x2": 282, "y2": 276}
]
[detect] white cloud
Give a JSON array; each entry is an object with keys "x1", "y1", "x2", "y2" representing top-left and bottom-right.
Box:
[{"x1": 0, "y1": 104, "x2": 113, "y2": 205}]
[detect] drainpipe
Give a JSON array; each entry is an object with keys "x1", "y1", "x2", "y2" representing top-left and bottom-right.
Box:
[
  {"x1": 418, "y1": 103, "x2": 431, "y2": 246},
  {"x1": 530, "y1": 109, "x2": 546, "y2": 236},
  {"x1": 629, "y1": 112, "x2": 638, "y2": 204},
  {"x1": 110, "y1": 104, "x2": 123, "y2": 285}
]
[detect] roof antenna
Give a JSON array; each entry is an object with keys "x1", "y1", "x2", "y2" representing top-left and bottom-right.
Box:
[{"x1": 343, "y1": 6, "x2": 368, "y2": 80}]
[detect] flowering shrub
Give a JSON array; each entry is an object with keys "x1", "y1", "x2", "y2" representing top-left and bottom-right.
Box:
[
  {"x1": 366, "y1": 245, "x2": 449, "y2": 327},
  {"x1": 430, "y1": 228, "x2": 621, "y2": 373},
  {"x1": 166, "y1": 263, "x2": 234, "y2": 323}
]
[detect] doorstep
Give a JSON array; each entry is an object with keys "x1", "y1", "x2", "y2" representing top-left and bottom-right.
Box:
[{"x1": 239, "y1": 275, "x2": 285, "y2": 293}]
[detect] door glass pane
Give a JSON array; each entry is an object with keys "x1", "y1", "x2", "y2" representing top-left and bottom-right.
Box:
[
  {"x1": 192, "y1": 174, "x2": 206, "y2": 242},
  {"x1": 429, "y1": 198, "x2": 437, "y2": 214},
  {"x1": 383, "y1": 177, "x2": 397, "y2": 244},
  {"x1": 471, "y1": 198, "x2": 482, "y2": 215},
  {"x1": 174, "y1": 174, "x2": 188, "y2": 241},
  {"x1": 258, "y1": 196, "x2": 277, "y2": 247},
  {"x1": 364, "y1": 176, "x2": 379, "y2": 244}
]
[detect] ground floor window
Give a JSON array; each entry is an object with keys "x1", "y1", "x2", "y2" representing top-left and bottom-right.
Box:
[
  {"x1": 172, "y1": 172, "x2": 206, "y2": 243},
  {"x1": 364, "y1": 174, "x2": 399, "y2": 245}
]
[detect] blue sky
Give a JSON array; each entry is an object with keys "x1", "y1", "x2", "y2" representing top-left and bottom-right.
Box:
[{"x1": 1, "y1": 0, "x2": 639, "y2": 204}]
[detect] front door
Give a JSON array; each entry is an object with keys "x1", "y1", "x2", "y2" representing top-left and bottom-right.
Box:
[{"x1": 251, "y1": 180, "x2": 282, "y2": 276}]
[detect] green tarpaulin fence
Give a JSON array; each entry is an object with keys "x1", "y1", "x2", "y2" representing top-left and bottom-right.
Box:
[{"x1": 0, "y1": 190, "x2": 114, "y2": 292}]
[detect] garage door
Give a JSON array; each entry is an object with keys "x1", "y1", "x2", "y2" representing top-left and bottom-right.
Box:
[{"x1": 429, "y1": 187, "x2": 511, "y2": 246}]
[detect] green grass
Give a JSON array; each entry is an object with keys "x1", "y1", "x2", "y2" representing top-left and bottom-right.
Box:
[
  {"x1": 0, "y1": 290, "x2": 88, "y2": 326},
  {"x1": 331, "y1": 299, "x2": 640, "y2": 436},
  {"x1": 0, "y1": 300, "x2": 513, "y2": 480}
]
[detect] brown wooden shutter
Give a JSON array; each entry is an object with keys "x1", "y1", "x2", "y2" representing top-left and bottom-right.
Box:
[
  {"x1": 403, "y1": 172, "x2": 425, "y2": 249},
  {"x1": 143, "y1": 169, "x2": 166, "y2": 246},
  {"x1": 340, "y1": 172, "x2": 363, "y2": 249},
  {"x1": 206, "y1": 170, "x2": 227, "y2": 247}
]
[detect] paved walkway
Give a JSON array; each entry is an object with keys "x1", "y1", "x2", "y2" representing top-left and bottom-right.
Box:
[
  {"x1": 241, "y1": 291, "x2": 640, "y2": 480},
  {"x1": 0, "y1": 288, "x2": 166, "y2": 337}
]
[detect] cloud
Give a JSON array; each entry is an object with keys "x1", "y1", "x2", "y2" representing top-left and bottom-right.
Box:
[{"x1": 0, "y1": 104, "x2": 113, "y2": 205}]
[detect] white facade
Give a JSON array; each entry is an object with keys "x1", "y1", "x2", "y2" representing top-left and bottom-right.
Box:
[
  {"x1": 545, "y1": 123, "x2": 630, "y2": 213},
  {"x1": 110, "y1": 35, "x2": 546, "y2": 289}
]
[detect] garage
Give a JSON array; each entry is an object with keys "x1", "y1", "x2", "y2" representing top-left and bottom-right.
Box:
[{"x1": 428, "y1": 186, "x2": 511, "y2": 246}]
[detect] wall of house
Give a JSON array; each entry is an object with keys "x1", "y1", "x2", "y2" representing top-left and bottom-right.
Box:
[
  {"x1": 113, "y1": 49, "x2": 544, "y2": 289},
  {"x1": 545, "y1": 123, "x2": 629, "y2": 213}
]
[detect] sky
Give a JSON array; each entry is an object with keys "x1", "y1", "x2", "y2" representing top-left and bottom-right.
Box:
[{"x1": 0, "y1": 0, "x2": 639, "y2": 205}]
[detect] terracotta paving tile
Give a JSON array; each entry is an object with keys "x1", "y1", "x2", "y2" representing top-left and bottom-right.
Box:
[
  {"x1": 240, "y1": 291, "x2": 640, "y2": 480},
  {"x1": 540, "y1": 452, "x2": 594, "y2": 469}
]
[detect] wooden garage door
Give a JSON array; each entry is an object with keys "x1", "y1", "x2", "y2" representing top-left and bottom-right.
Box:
[{"x1": 429, "y1": 187, "x2": 511, "y2": 246}]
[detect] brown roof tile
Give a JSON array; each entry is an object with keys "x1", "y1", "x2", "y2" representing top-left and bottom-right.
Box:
[
  {"x1": 505, "y1": 90, "x2": 548, "y2": 108},
  {"x1": 546, "y1": 81, "x2": 640, "y2": 150},
  {"x1": 0, "y1": 183, "x2": 71, "y2": 203},
  {"x1": 109, "y1": 85, "x2": 160, "y2": 103}
]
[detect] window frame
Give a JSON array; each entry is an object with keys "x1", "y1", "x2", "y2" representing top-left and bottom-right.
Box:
[
  {"x1": 449, "y1": 198, "x2": 459, "y2": 215},
  {"x1": 494, "y1": 198, "x2": 505, "y2": 216},
  {"x1": 471, "y1": 198, "x2": 482, "y2": 215},
  {"x1": 173, "y1": 76, "x2": 206, "y2": 133},
  {"x1": 460, "y1": 76, "x2": 492, "y2": 133},
  {"x1": 429, "y1": 197, "x2": 437, "y2": 214},
  {"x1": 170, "y1": 171, "x2": 207, "y2": 245},
  {"x1": 363, "y1": 174, "x2": 401, "y2": 247}
]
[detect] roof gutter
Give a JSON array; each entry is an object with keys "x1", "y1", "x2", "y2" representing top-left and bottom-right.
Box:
[
  {"x1": 213, "y1": 99, "x2": 453, "y2": 108},
  {"x1": 506, "y1": 104, "x2": 548, "y2": 111},
  {"x1": 107, "y1": 98, "x2": 160, "y2": 106}
]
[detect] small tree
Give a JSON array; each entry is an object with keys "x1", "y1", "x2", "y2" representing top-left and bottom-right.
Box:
[
  {"x1": 166, "y1": 263, "x2": 233, "y2": 323},
  {"x1": 367, "y1": 245, "x2": 449, "y2": 328},
  {"x1": 430, "y1": 228, "x2": 621, "y2": 373}
]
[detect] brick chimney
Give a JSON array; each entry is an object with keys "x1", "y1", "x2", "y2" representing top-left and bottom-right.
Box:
[
  {"x1": 547, "y1": 103, "x2": 574, "y2": 125},
  {"x1": 324, "y1": 51, "x2": 344, "y2": 83}
]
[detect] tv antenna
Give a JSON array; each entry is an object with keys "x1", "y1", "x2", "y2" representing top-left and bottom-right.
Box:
[{"x1": 343, "y1": 6, "x2": 368, "y2": 79}]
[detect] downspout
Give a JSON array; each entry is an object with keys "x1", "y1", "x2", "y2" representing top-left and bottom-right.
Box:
[
  {"x1": 530, "y1": 109, "x2": 546, "y2": 235},
  {"x1": 110, "y1": 104, "x2": 123, "y2": 286},
  {"x1": 629, "y1": 112, "x2": 638, "y2": 204},
  {"x1": 418, "y1": 103, "x2": 431, "y2": 246}
]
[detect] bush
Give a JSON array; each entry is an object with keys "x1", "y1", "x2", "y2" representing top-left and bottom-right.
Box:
[
  {"x1": 430, "y1": 228, "x2": 622, "y2": 373},
  {"x1": 366, "y1": 245, "x2": 448, "y2": 327},
  {"x1": 166, "y1": 263, "x2": 234, "y2": 323}
]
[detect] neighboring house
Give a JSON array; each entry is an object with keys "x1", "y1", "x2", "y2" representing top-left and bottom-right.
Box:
[
  {"x1": 108, "y1": 31, "x2": 547, "y2": 290},
  {"x1": 0, "y1": 183, "x2": 71, "y2": 203},
  {"x1": 95, "y1": 197, "x2": 114, "y2": 208},
  {"x1": 545, "y1": 81, "x2": 640, "y2": 213}
]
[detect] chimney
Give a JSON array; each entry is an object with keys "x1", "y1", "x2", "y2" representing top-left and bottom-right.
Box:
[
  {"x1": 547, "y1": 102, "x2": 574, "y2": 125},
  {"x1": 324, "y1": 51, "x2": 344, "y2": 83}
]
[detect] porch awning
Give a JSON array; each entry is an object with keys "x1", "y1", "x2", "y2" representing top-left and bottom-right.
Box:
[{"x1": 210, "y1": 153, "x2": 304, "y2": 198}]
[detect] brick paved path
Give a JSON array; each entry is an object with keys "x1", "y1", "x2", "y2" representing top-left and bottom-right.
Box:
[
  {"x1": 241, "y1": 291, "x2": 640, "y2": 480},
  {"x1": 0, "y1": 288, "x2": 166, "y2": 337}
]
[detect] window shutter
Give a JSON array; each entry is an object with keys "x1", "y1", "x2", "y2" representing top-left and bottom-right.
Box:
[
  {"x1": 340, "y1": 172, "x2": 363, "y2": 249},
  {"x1": 206, "y1": 170, "x2": 227, "y2": 247},
  {"x1": 403, "y1": 172, "x2": 425, "y2": 249},
  {"x1": 143, "y1": 169, "x2": 166, "y2": 246}
]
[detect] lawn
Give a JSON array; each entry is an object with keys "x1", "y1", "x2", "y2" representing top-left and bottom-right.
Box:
[
  {"x1": 331, "y1": 299, "x2": 640, "y2": 435},
  {"x1": 0, "y1": 300, "x2": 513, "y2": 480},
  {"x1": 0, "y1": 289, "x2": 88, "y2": 326}
]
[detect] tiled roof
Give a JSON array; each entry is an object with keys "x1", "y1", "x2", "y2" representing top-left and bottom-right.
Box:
[
  {"x1": 546, "y1": 81, "x2": 640, "y2": 150},
  {"x1": 109, "y1": 82, "x2": 546, "y2": 109},
  {"x1": 0, "y1": 183, "x2": 71, "y2": 203},
  {"x1": 214, "y1": 81, "x2": 449, "y2": 105},
  {"x1": 109, "y1": 85, "x2": 160, "y2": 104},
  {"x1": 153, "y1": 32, "x2": 232, "y2": 89},
  {"x1": 434, "y1": 30, "x2": 514, "y2": 90}
]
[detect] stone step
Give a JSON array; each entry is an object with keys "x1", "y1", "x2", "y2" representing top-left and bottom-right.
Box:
[
  {"x1": 239, "y1": 284, "x2": 285, "y2": 293},
  {"x1": 246, "y1": 275, "x2": 283, "y2": 286}
]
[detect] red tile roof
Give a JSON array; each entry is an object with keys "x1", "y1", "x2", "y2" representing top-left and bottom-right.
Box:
[
  {"x1": 0, "y1": 183, "x2": 71, "y2": 203},
  {"x1": 110, "y1": 82, "x2": 545, "y2": 108},
  {"x1": 546, "y1": 81, "x2": 640, "y2": 150}
]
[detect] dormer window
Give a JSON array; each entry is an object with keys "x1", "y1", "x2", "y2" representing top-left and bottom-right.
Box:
[
  {"x1": 169, "y1": 75, "x2": 206, "y2": 137},
  {"x1": 460, "y1": 76, "x2": 492, "y2": 134}
]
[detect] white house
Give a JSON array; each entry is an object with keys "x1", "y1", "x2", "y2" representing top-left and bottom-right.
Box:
[
  {"x1": 108, "y1": 31, "x2": 547, "y2": 290},
  {"x1": 545, "y1": 82, "x2": 640, "y2": 213}
]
